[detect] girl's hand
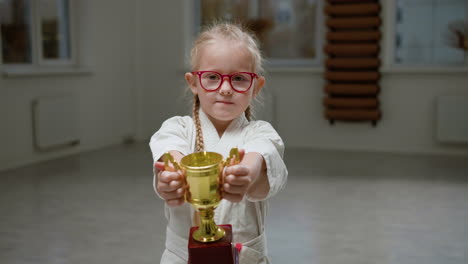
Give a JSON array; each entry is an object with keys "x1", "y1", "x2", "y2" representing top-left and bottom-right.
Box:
[
  {"x1": 222, "y1": 165, "x2": 252, "y2": 202},
  {"x1": 155, "y1": 161, "x2": 186, "y2": 207},
  {"x1": 222, "y1": 149, "x2": 269, "y2": 202},
  {"x1": 222, "y1": 149, "x2": 252, "y2": 202}
]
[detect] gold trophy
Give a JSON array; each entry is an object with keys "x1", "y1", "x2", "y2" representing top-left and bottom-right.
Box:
[{"x1": 163, "y1": 148, "x2": 240, "y2": 243}]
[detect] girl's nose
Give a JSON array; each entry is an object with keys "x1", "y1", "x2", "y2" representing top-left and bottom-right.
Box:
[{"x1": 219, "y1": 77, "x2": 233, "y2": 95}]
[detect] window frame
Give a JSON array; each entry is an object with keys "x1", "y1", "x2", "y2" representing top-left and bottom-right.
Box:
[
  {"x1": 190, "y1": 0, "x2": 325, "y2": 69},
  {"x1": 36, "y1": 0, "x2": 76, "y2": 66},
  {"x1": 0, "y1": 0, "x2": 86, "y2": 77},
  {"x1": 383, "y1": 0, "x2": 468, "y2": 70}
]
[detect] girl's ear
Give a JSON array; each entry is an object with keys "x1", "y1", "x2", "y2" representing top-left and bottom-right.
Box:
[
  {"x1": 185, "y1": 72, "x2": 198, "y2": 94},
  {"x1": 253, "y1": 76, "x2": 265, "y2": 98}
]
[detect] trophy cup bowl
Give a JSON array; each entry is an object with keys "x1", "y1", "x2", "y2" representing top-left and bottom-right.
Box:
[{"x1": 163, "y1": 148, "x2": 239, "y2": 243}]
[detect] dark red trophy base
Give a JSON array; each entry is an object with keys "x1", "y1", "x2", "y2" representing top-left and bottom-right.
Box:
[{"x1": 187, "y1": 224, "x2": 234, "y2": 264}]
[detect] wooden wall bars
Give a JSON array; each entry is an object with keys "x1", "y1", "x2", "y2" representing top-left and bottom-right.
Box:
[{"x1": 323, "y1": 0, "x2": 382, "y2": 126}]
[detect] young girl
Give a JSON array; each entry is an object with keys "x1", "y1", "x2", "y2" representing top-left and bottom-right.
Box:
[{"x1": 149, "y1": 22, "x2": 287, "y2": 264}]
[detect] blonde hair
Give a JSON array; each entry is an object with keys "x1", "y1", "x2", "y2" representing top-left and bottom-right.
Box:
[{"x1": 190, "y1": 22, "x2": 264, "y2": 152}]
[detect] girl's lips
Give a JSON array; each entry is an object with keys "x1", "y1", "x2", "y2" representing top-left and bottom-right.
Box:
[{"x1": 216, "y1": 101, "x2": 234, "y2": 104}]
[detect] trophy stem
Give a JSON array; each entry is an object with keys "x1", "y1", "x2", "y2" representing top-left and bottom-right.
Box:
[{"x1": 193, "y1": 207, "x2": 225, "y2": 243}]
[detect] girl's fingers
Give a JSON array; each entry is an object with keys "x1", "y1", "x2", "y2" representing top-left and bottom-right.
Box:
[
  {"x1": 159, "y1": 170, "x2": 183, "y2": 183},
  {"x1": 155, "y1": 161, "x2": 178, "y2": 172},
  {"x1": 238, "y1": 149, "x2": 245, "y2": 162},
  {"x1": 160, "y1": 187, "x2": 185, "y2": 200},
  {"x1": 158, "y1": 180, "x2": 184, "y2": 192},
  {"x1": 166, "y1": 197, "x2": 185, "y2": 207},
  {"x1": 225, "y1": 165, "x2": 249, "y2": 177},
  {"x1": 224, "y1": 174, "x2": 251, "y2": 186},
  {"x1": 155, "y1": 161, "x2": 165, "y2": 171},
  {"x1": 223, "y1": 183, "x2": 247, "y2": 194}
]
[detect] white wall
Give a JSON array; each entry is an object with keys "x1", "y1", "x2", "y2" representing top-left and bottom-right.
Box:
[
  {"x1": 134, "y1": 1, "x2": 189, "y2": 141},
  {"x1": 1, "y1": 1, "x2": 467, "y2": 171},
  {"x1": 0, "y1": 0, "x2": 137, "y2": 171},
  {"x1": 270, "y1": 70, "x2": 468, "y2": 155}
]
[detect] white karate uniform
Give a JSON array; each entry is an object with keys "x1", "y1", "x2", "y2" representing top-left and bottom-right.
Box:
[{"x1": 149, "y1": 110, "x2": 288, "y2": 264}]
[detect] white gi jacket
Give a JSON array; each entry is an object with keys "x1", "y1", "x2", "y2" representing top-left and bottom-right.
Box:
[{"x1": 149, "y1": 110, "x2": 288, "y2": 264}]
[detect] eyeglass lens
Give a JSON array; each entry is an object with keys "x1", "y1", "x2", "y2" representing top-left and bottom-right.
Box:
[{"x1": 200, "y1": 72, "x2": 252, "y2": 91}]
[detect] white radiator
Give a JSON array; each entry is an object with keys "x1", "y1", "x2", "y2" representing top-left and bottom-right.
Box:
[
  {"x1": 32, "y1": 95, "x2": 80, "y2": 151},
  {"x1": 436, "y1": 96, "x2": 468, "y2": 143}
]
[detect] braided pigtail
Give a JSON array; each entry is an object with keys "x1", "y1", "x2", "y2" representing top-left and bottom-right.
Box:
[{"x1": 192, "y1": 95, "x2": 204, "y2": 152}]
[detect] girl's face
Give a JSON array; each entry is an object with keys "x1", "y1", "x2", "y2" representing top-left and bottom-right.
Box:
[{"x1": 185, "y1": 40, "x2": 265, "y2": 131}]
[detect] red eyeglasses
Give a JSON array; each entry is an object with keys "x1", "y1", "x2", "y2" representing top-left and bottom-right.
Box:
[{"x1": 192, "y1": 71, "x2": 258, "y2": 93}]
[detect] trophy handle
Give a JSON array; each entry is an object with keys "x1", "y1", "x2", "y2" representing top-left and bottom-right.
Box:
[
  {"x1": 162, "y1": 152, "x2": 181, "y2": 171},
  {"x1": 225, "y1": 147, "x2": 241, "y2": 166},
  {"x1": 219, "y1": 148, "x2": 241, "y2": 200}
]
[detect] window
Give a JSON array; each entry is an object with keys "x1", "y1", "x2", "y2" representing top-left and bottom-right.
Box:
[
  {"x1": 394, "y1": 0, "x2": 467, "y2": 66},
  {"x1": 195, "y1": 0, "x2": 323, "y2": 67},
  {"x1": 1, "y1": 0, "x2": 77, "y2": 70}
]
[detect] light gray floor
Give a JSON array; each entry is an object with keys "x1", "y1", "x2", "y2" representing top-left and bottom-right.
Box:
[{"x1": 1, "y1": 143, "x2": 467, "y2": 264}]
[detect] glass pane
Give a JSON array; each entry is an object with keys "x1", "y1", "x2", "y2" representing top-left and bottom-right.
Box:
[
  {"x1": 395, "y1": 1, "x2": 434, "y2": 64},
  {"x1": 395, "y1": 0, "x2": 466, "y2": 65},
  {"x1": 199, "y1": 0, "x2": 318, "y2": 60},
  {"x1": 0, "y1": 0, "x2": 32, "y2": 64},
  {"x1": 39, "y1": 0, "x2": 71, "y2": 60}
]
